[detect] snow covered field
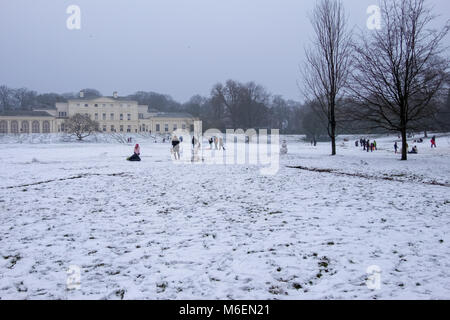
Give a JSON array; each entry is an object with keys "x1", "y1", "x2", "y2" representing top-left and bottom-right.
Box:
[{"x1": 0, "y1": 133, "x2": 449, "y2": 299}]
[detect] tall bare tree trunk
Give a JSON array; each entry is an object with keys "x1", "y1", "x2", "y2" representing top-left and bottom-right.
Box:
[
  {"x1": 401, "y1": 127, "x2": 408, "y2": 161},
  {"x1": 301, "y1": 0, "x2": 352, "y2": 156},
  {"x1": 331, "y1": 103, "x2": 337, "y2": 155}
]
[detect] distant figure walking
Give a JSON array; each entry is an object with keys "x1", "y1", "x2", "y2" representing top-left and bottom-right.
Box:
[
  {"x1": 431, "y1": 136, "x2": 437, "y2": 148},
  {"x1": 127, "y1": 144, "x2": 141, "y2": 161},
  {"x1": 208, "y1": 137, "x2": 213, "y2": 149},
  {"x1": 394, "y1": 142, "x2": 398, "y2": 154},
  {"x1": 192, "y1": 136, "x2": 196, "y2": 149},
  {"x1": 366, "y1": 139, "x2": 370, "y2": 152},
  {"x1": 219, "y1": 137, "x2": 225, "y2": 150},
  {"x1": 172, "y1": 135, "x2": 181, "y2": 160}
]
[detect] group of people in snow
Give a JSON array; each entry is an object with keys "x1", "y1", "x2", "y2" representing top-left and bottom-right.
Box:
[
  {"x1": 208, "y1": 136, "x2": 225, "y2": 150},
  {"x1": 393, "y1": 135, "x2": 438, "y2": 155},
  {"x1": 357, "y1": 138, "x2": 377, "y2": 152},
  {"x1": 127, "y1": 135, "x2": 229, "y2": 162}
]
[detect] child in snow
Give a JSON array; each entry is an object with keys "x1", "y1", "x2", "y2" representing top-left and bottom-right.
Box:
[
  {"x1": 431, "y1": 136, "x2": 437, "y2": 148},
  {"x1": 409, "y1": 145, "x2": 418, "y2": 154},
  {"x1": 127, "y1": 144, "x2": 141, "y2": 161}
]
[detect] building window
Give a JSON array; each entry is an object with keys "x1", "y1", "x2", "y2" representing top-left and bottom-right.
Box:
[
  {"x1": 120, "y1": 125, "x2": 123, "y2": 132},
  {"x1": 110, "y1": 113, "x2": 114, "y2": 121},
  {"x1": 102, "y1": 104, "x2": 106, "y2": 107},
  {"x1": 102, "y1": 113, "x2": 106, "y2": 120},
  {"x1": 139, "y1": 113, "x2": 143, "y2": 119},
  {"x1": 103, "y1": 125, "x2": 107, "y2": 132},
  {"x1": 95, "y1": 113, "x2": 99, "y2": 120},
  {"x1": 127, "y1": 125, "x2": 131, "y2": 133},
  {"x1": 32, "y1": 121, "x2": 40, "y2": 133},
  {"x1": 120, "y1": 114, "x2": 123, "y2": 121},
  {"x1": 94, "y1": 104, "x2": 98, "y2": 107},
  {"x1": 127, "y1": 114, "x2": 131, "y2": 121},
  {"x1": 173, "y1": 124, "x2": 177, "y2": 131},
  {"x1": 111, "y1": 125, "x2": 115, "y2": 132},
  {"x1": 85, "y1": 104, "x2": 89, "y2": 107},
  {"x1": 0, "y1": 120, "x2": 7, "y2": 134},
  {"x1": 156, "y1": 124, "x2": 160, "y2": 132},
  {"x1": 21, "y1": 121, "x2": 29, "y2": 133},
  {"x1": 43, "y1": 121, "x2": 50, "y2": 133},
  {"x1": 182, "y1": 124, "x2": 186, "y2": 130},
  {"x1": 11, "y1": 121, "x2": 19, "y2": 134},
  {"x1": 164, "y1": 124, "x2": 169, "y2": 132}
]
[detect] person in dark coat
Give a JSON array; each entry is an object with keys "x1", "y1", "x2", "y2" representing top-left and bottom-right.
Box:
[
  {"x1": 127, "y1": 144, "x2": 141, "y2": 161},
  {"x1": 172, "y1": 135, "x2": 181, "y2": 160}
]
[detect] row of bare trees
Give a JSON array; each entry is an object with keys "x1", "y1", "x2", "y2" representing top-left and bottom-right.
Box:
[{"x1": 302, "y1": 0, "x2": 449, "y2": 160}]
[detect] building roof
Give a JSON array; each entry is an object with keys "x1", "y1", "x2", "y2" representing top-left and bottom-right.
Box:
[
  {"x1": 68, "y1": 96, "x2": 137, "y2": 103},
  {"x1": 0, "y1": 110, "x2": 54, "y2": 117},
  {"x1": 153, "y1": 112, "x2": 196, "y2": 119}
]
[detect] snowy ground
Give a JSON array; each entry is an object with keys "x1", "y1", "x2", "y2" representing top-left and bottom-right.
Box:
[{"x1": 0, "y1": 133, "x2": 449, "y2": 300}]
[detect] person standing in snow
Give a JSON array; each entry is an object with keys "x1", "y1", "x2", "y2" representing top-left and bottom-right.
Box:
[
  {"x1": 373, "y1": 140, "x2": 377, "y2": 150},
  {"x1": 208, "y1": 137, "x2": 213, "y2": 149},
  {"x1": 431, "y1": 136, "x2": 437, "y2": 148},
  {"x1": 394, "y1": 142, "x2": 398, "y2": 154},
  {"x1": 219, "y1": 137, "x2": 225, "y2": 150},
  {"x1": 366, "y1": 139, "x2": 370, "y2": 152},
  {"x1": 172, "y1": 135, "x2": 181, "y2": 160}
]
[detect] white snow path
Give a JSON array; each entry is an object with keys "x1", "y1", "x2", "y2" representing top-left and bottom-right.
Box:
[{"x1": 0, "y1": 134, "x2": 449, "y2": 299}]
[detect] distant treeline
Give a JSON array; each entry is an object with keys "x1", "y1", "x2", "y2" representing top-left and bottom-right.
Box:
[{"x1": 1, "y1": 82, "x2": 449, "y2": 138}]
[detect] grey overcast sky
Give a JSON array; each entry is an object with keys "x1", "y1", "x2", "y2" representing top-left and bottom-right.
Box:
[{"x1": 0, "y1": 0, "x2": 448, "y2": 102}]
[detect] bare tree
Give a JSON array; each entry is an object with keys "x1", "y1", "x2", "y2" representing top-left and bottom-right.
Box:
[
  {"x1": 14, "y1": 88, "x2": 37, "y2": 110},
  {"x1": 351, "y1": 0, "x2": 449, "y2": 160},
  {"x1": 210, "y1": 80, "x2": 270, "y2": 129},
  {"x1": 301, "y1": 0, "x2": 353, "y2": 155},
  {"x1": 0, "y1": 85, "x2": 16, "y2": 111},
  {"x1": 65, "y1": 114, "x2": 99, "y2": 141}
]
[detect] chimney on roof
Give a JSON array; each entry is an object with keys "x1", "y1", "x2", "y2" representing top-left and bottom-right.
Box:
[
  {"x1": 79, "y1": 90, "x2": 84, "y2": 98},
  {"x1": 113, "y1": 91, "x2": 118, "y2": 99}
]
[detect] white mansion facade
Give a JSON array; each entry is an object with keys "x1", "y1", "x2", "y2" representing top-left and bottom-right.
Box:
[{"x1": 0, "y1": 91, "x2": 198, "y2": 135}]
